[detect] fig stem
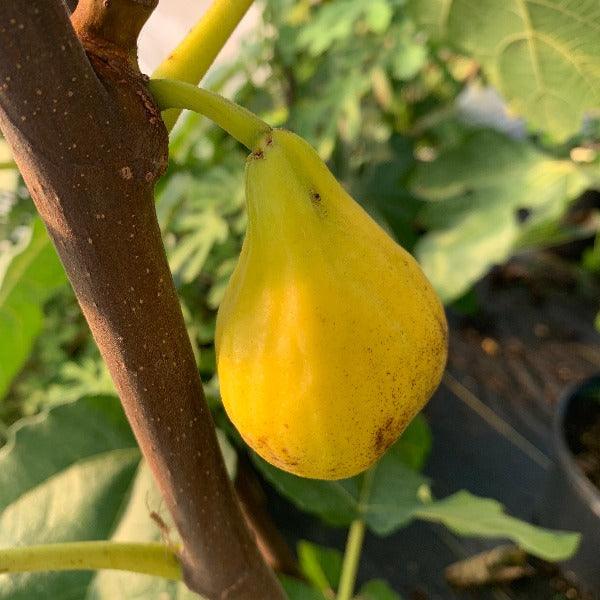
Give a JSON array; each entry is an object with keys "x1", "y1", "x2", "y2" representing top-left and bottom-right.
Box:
[
  {"x1": 152, "y1": 0, "x2": 255, "y2": 133},
  {"x1": 337, "y1": 519, "x2": 366, "y2": 600},
  {"x1": 0, "y1": 541, "x2": 182, "y2": 580},
  {"x1": 149, "y1": 78, "x2": 271, "y2": 150},
  {"x1": 336, "y1": 466, "x2": 377, "y2": 600}
]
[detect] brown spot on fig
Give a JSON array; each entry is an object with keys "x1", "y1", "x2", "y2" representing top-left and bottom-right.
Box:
[{"x1": 374, "y1": 416, "x2": 395, "y2": 454}]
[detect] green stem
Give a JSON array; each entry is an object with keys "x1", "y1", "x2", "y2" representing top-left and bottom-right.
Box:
[
  {"x1": 153, "y1": 0, "x2": 255, "y2": 133},
  {"x1": 336, "y1": 467, "x2": 377, "y2": 600},
  {"x1": 0, "y1": 541, "x2": 182, "y2": 580},
  {"x1": 337, "y1": 519, "x2": 366, "y2": 600},
  {"x1": 149, "y1": 78, "x2": 271, "y2": 150},
  {"x1": 0, "y1": 161, "x2": 16, "y2": 169}
]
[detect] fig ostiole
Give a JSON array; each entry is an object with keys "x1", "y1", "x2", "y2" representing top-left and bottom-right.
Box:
[{"x1": 216, "y1": 129, "x2": 448, "y2": 480}]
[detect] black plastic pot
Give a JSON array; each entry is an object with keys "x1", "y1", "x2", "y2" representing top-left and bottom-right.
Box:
[{"x1": 537, "y1": 375, "x2": 600, "y2": 595}]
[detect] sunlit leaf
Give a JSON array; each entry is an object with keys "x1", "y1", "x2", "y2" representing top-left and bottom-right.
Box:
[
  {"x1": 412, "y1": 129, "x2": 593, "y2": 301},
  {"x1": 169, "y1": 209, "x2": 229, "y2": 283},
  {"x1": 415, "y1": 491, "x2": 580, "y2": 561},
  {"x1": 408, "y1": 0, "x2": 600, "y2": 138},
  {"x1": 296, "y1": 0, "x2": 392, "y2": 57},
  {"x1": 162, "y1": 157, "x2": 245, "y2": 285},
  {"x1": 0, "y1": 219, "x2": 66, "y2": 401},
  {"x1": 0, "y1": 396, "x2": 140, "y2": 599},
  {"x1": 0, "y1": 396, "x2": 222, "y2": 599}
]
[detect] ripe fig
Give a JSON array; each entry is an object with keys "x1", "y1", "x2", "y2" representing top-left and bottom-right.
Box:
[{"x1": 216, "y1": 129, "x2": 447, "y2": 480}]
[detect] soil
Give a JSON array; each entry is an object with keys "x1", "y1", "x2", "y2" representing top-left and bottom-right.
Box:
[
  {"x1": 510, "y1": 559, "x2": 595, "y2": 600},
  {"x1": 447, "y1": 251, "x2": 600, "y2": 457},
  {"x1": 402, "y1": 556, "x2": 594, "y2": 600}
]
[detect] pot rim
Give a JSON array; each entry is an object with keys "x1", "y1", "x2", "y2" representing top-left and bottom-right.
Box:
[{"x1": 554, "y1": 375, "x2": 600, "y2": 517}]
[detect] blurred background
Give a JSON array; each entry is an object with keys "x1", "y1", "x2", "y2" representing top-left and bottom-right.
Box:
[{"x1": 1, "y1": 1, "x2": 599, "y2": 599}]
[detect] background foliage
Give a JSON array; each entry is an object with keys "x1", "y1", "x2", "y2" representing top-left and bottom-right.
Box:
[{"x1": 1, "y1": 0, "x2": 599, "y2": 598}]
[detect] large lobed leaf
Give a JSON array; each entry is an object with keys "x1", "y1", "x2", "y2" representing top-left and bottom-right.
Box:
[
  {"x1": 414, "y1": 491, "x2": 580, "y2": 562},
  {"x1": 408, "y1": 0, "x2": 600, "y2": 139},
  {"x1": 411, "y1": 129, "x2": 595, "y2": 301},
  {"x1": 0, "y1": 218, "x2": 66, "y2": 401},
  {"x1": 0, "y1": 396, "x2": 201, "y2": 599}
]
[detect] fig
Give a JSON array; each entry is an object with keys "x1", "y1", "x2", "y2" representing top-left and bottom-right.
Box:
[{"x1": 216, "y1": 129, "x2": 447, "y2": 480}]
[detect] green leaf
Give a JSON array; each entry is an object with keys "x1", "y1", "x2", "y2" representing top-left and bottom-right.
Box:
[
  {"x1": 0, "y1": 218, "x2": 66, "y2": 400},
  {"x1": 252, "y1": 423, "x2": 430, "y2": 534},
  {"x1": 162, "y1": 158, "x2": 245, "y2": 285},
  {"x1": 359, "y1": 579, "x2": 404, "y2": 600},
  {"x1": 253, "y1": 455, "x2": 362, "y2": 527},
  {"x1": 360, "y1": 448, "x2": 430, "y2": 535},
  {"x1": 287, "y1": 63, "x2": 372, "y2": 159},
  {"x1": 408, "y1": 0, "x2": 600, "y2": 138},
  {"x1": 415, "y1": 491, "x2": 581, "y2": 562},
  {"x1": 364, "y1": 2, "x2": 393, "y2": 34},
  {"x1": 296, "y1": 0, "x2": 392, "y2": 57},
  {"x1": 388, "y1": 414, "x2": 431, "y2": 472},
  {"x1": 389, "y1": 42, "x2": 428, "y2": 80},
  {"x1": 0, "y1": 396, "x2": 202, "y2": 599},
  {"x1": 416, "y1": 202, "x2": 519, "y2": 302},
  {"x1": 0, "y1": 396, "x2": 135, "y2": 510},
  {"x1": 254, "y1": 411, "x2": 578, "y2": 560},
  {"x1": 86, "y1": 462, "x2": 200, "y2": 600},
  {"x1": 297, "y1": 541, "x2": 342, "y2": 594},
  {"x1": 169, "y1": 209, "x2": 230, "y2": 284},
  {"x1": 280, "y1": 575, "x2": 326, "y2": 600},
  {"x1": 583, "y1": 232, "x2": 600, "y2": 274},
  {"x1": 412, "y1": 129, "x2": 591, "y2": 301},
  {"x1": 0, "y1": 396, "x2": 140, "y2": 599}
]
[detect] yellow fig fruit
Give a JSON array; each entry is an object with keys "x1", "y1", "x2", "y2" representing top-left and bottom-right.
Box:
[{"x1": 216, "y1": 129, "x2": 447, "y2": 480}]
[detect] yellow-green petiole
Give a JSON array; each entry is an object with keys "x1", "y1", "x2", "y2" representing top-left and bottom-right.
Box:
[
  {"x1": 0, "y1": 541, "x2": 182, "y2": 580},
  {"x1": 149, "y1": 78, "x2": 271, "y2": 151}
]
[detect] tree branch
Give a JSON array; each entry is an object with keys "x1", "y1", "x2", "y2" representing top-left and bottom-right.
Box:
[
  {"x1": 64, "y1": 0, "x2": 78, "y2": 13},
  {"x1": 235, "y1": 456, "x2": 300, "y2": 578},
  {"x1": 71, "y1": 0, "x2": 156, "y2": 62},
  {"x1": 0, "y1": 2, "x2": 284, "y2": 598}
]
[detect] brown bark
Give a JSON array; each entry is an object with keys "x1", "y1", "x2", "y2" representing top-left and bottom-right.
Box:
[
  {"x1": 64, "y1": 0, "x2": 79, "y2": 13},
  {"x1": 235, "y1": 457, "x2": 300, "y2": 578},
  {"x1": 0, "y1": 2, "x2": 285, "y2": 598}
]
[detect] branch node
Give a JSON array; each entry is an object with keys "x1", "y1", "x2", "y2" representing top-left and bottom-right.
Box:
[{"x1": 71, "y1": 0, "x2": 157, "y2": 65}]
